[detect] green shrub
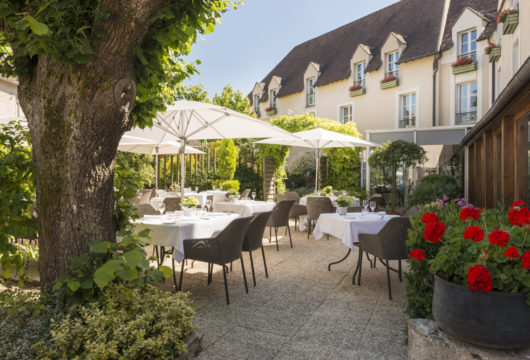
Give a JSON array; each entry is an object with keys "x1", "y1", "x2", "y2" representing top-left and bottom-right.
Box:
[
  {"x1": 293, "y1": 186, "x2": 314, "y2": 197},
  {"x1": 407, "y1": 174, "x2": 462, "y2": 207},
  {"x1": 187, "y1": 172, "x2": 219, "y2": 192},
  {"x1": 217, "y1": 139, "x2": 238, "y2": 180},
  {"x1": 212, "y1": 179, "x2": 240, "y2": 191},
  {"x1": 234, "y1": 164, "x2": 261, "y2": 198},
  {"x1": 35, "y1": 284, "x2": 196, "y2": 359},
  {"x1": 286, "y1": 173, "x2": 307, "y2": 190}
]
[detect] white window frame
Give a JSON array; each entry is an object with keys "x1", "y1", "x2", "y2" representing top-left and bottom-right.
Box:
[
  {"x1": 386, "y1": 51, "x2": 399, "y2": 77},
  {"x1": 270, "y1": 89, "x2": 277, "y2": 108},
  {"x1": 253, "y1": 94, "x2": 260, "y2": 113},
  {"x1": 336, "y1": 102, "x2": 354, "y2": 124},
  {"x1": 456, "y1": 82, "x2": 478, "y2": 124},
  {"x1": 399, "y1": 92, "x2": 417, "y2": 128},
  {"x1": 354, "y1": 62, "x2": 366, "y2": 88},
  {"x1": 395, "y1": 87, "x2": 419, "y2": 128},
  {"x1": 340, "y1": 105, "x2": 352, "y2": 124},
  {"x1": 306, "y1": 77, "x2": 316, "y2": 106},
  {"x1": 458, "y1": 29, "x2": 477, "y2": 60}
]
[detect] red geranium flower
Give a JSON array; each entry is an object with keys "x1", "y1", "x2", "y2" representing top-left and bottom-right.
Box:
[
  {"x1": 522, "y1": 251, "x2": 530, "y2": 269},
  {"x1": 463, "y1": 226, "x2": 484, "y2": 242},
  {"x1": 422, "y1": 212, "x2": 439, "y2": 224},
  {"x1": 508, "y1": 206, "x2": 530, "y2": 227},
  {"x1": 460, "y1": 207, "x2": 480, "y2": 221},
  {"x1": 467, "y1": 264, "x2": 493, "y2": 292},
  {"x1": 488, "y1": 229, "x2": 510, "y2": 247},
  {"x1": 505, "y1": 246, "x2": 520, "y2": 260},
  {"x1": 512, "y1": 200, "x2": 526, "y2": 208},
  {"x1": 409, "y1": 249, "x2": 425, "y2": 262},
  {"x1": 424, "y1": 221, "x2": 445, "y2": 243}
]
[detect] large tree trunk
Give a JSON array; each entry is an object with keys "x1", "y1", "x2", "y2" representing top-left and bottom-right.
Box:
[{"x1": 16, "y1": 0, "x2": 166, "y2": 291}]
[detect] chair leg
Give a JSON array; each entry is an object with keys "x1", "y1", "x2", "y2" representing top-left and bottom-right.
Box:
[
  {"x1": 327, "y1": 234, "x2": 329, "y2": 240},
  {"x1": 294, "y1": 217, "x2": 297, "y2": 230},
  {"x1": 261, "y1": 246, "x2": 269, "y2": 278},
  {"x1": 240, "y1": 256, "x2": 249, "y2": 294},
  {"x1": 207, "y1": 262, "x2": 212, "y2": 284},
  {"x1": 287, "y1": 225, "x2": 293, "y2": 248},
  {"x1": 307, "y1": 220, "x2": 311, "y2": 239},
  {"x1": 354, "y1": 247, "x2": 363, "y2": 286},
  {"x1": 222, "y1": 265, "x2": 230, "y2": 305},
  {"x1": 269, "y1": 226, "x2": 272, "y2": 243},
  {"x1": 275, "y1": 227, "x2": 279, "y2": 251},
  {"x1": 285, "y1": 226, "x2": 288, "y2": 235},
  {"x1": 172, "y1": 257, "x2": 178, "y2": 292},
  {"x1": 179, "y1": 260, "x2": 185, "y2": 290},
  {"x1": 230, "y1": 261, "x2": 233, "y2": 272},
  {"x1": 249, "y1": 251, "x2": 256, "y2": 286},
  {"x1": 398, "y1": 260, "x2": 403, "y2": 282},
  {"x1": 386, "y1": 260, "x2": 392, "y2": 300}
]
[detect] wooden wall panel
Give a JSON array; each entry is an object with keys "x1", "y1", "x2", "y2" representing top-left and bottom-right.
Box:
[
  {"x1": 468, "y1": 143, "x2": 475, "y2": 204},
  {"x1": 514, "y1": 116, "x2": 528, "y2": 202},
  {"x1": 502, "y1": 117, "x2": 515, "y2": 206},
  {"x1": 474, "y1": 136, "x2": 483, "y2": 206},
  {"x1": 493, "y1": 129, "x2": 503, "y2": 206},
  {"x1": 484, "y1": 131, "x2": 495, "y2": 208}
]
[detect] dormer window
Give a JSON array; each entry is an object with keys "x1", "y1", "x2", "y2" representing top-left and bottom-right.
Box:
[
  {"x1": 459, "y1": 29, "x2": 477, "y2": 61},
  {"x1": 253, "y1": 94, "x2": 260, "y2": 114},
  {"x1": 354, "y1": 62, "x2": 366, "y2": 88},
  {"x1": 386, "y1": 51, "x2": 399, "y2": 78},
  {"x1": 306, "y1": 77, "x2": 315, "y2": 106},
  {"x1": 270, "y1": 89, "x2": 277, "y2": 108}
]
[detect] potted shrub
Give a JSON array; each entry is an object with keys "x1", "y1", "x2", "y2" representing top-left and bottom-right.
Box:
[
  {"x1": 336, "y1": 195, "x2": 354, "y2": 215},
  {"x1": 380, "y1": 75, "x2": 398, "y2": 89},
  {"x1": 265, "y1": 106, "x2": 277, "y2": 116},
  {"x1": 226, "y1": 188, "x2": 239, "y2": 202},
  {"x1": 484, "y1": 43, "x2": 501, "y2": 63},
  {"x1": 452, "y1": 56, "x2": 477, "y2": 75},
  {"x1": 498, "y1": 8, "x2": 519, "y2": 35},
  {"x1": 181, "y1": 196, "x2": 199, "y2": 215},
  {"x1": 408, "y1": 200, "x2": 530, "y2": 349},
  {"x1": 349, "y1": 84, "x2": 365, "y2": 97}
]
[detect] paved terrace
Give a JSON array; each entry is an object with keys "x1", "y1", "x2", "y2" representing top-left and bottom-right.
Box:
[{"x1": 157, "y1": 223, "x2": 409, "y2": 360}]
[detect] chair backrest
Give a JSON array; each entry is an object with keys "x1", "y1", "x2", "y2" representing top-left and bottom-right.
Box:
[
  {"x1": 243, "y1": 211, "x2": 273, "y2": 252},
  {"x1": 136, "y1": 203, "x2": 158, "y2": 217},
  {"x1": 404, "y1": 205, "x2": 420, "y2": 218},
  {"x1": 306, "y1": 196, "x2": 335, "y2": 221},
  {"x1": 212, "y1": 193, "x2": 227, "y2": 204},
  {"x1": 216, "y1": 216, "x2": 253, "y2": 263},
  {"x1": 163, "y1": 197, "x2": 182, "y2": 212},
  {"x1": 361, "y1": 217, "x2": 411, "y2": 260},
  {"x1": 239, "y1": 189, "x2": 251, "y2": 200},
  {"x1": 138, "y1": 189, "x2": 156, "y2": 205},
  {"x1": 369, "y1": 194, "x2": 385, "y2": 208},
  {"x1": 268, "y1": 200, "x2": 295, "y2": 227},
  {"x1": 283, "y1": 191, "x2": 301, "y2": 203}
]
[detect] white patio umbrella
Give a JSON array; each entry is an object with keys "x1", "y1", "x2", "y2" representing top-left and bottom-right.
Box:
[
  {"x1": 255, "y1": 127, "x2": 381, "y2": 191},
  {"x1": 130, "y1": 100, "x2": 298, "y2": 197},
  {"x1": 118, "y1": 135, "x2": 203, "y2": 188}
]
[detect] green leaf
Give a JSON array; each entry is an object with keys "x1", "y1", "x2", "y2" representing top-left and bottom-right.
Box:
[
  {"x1": 23, "y1": 16, "x2": 49, "y2": 36},
  {"x1": 90, "y1": 241, "x2": 112, "y2": 254},
  {"x1": 117, "y1": 267, "x2": 138, "y2": 281},
  {"x1": 2, "y1": 269, "x2": 9, "y2": 278},
  {"x1": 159, "y1": 265, "x2": 173, "y2": 278},
  {"x1": 67, "y1": 280, "x2": 80, "y2": 292},
  {"x1": 122, "y1": 248, "x2": 143, "y2": 268},
  {"x1": 93, "y1": 259, "x2": 119, "y2": 289}
]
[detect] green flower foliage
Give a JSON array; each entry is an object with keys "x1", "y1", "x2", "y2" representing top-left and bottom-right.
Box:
[
  {"x1": 0, "y1": 121, "x2": 38, "y2": 284},
  {"x1": 35, "y1": 284, "x2": 196, "y2": 359},
  {"x1": 217, "y1": 139, "x2": 238, "y2": 180},
  {"x1": 407, "y1": 174, "x2": 462, "y2": 207}
]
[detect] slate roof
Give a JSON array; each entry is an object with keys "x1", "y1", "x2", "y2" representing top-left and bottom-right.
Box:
[{"x1": 250, "y1": 0, "x2": 498, "y2": 104}]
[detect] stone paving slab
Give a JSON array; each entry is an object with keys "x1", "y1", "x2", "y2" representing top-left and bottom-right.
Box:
[{"x1": 157, "y1": 220, "x2": 409, "y2": 359}]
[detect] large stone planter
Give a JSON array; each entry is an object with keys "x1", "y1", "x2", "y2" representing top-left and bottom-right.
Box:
[
  {"x1": 380, "y1": 79, "x2": 398, "y2": 89},
  {"x1": 452, "y1": 62, "x2": 476, "y2": 75},
  {"x1": 503, "y1": 13, "x2": 519, "y2": 35},
  {"x1": 432, "y1": 275, "x2": 530, "y2": 349},
  {"x1": 488, "y1": 46, "x2": 501, "y2": 63},
  {"x1": 349, "y1": 88, "x2": 365, "y2": 97}
]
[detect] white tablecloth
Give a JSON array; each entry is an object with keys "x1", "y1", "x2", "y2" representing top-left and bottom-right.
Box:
[
  {"x1": 134, "y1": 213, "x2": 238, "y2": 261},
  {"x1": 313, "y1": 212, "x2": 399, "y2": 249},
  {"x1": 213, "y1": 200, "x2": 276, "y2": 217},
  {"x1": 298, "y1": 195, "x2": 361, "y2": 231}
]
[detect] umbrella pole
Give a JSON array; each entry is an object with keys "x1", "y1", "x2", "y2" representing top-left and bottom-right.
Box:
[
  {"x1": 180, "y1": 139, "x2": 186, "y2": 198},
  {"x1": 155, "y1": 151, "x2": 159, "y2": 189},
  {"x1": 315, "y1": 149, "x2": 319, "y2": 193}
]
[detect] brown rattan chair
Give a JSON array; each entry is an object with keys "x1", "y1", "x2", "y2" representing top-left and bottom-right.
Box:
[
  {"x1": 353, "y1": 217, "x2": 411, "y2": 299},
  {"x1": 267, "y1": 200, "x2": 295, "y2": 251},
  {"x1": 306, "y1": 196, "x2": 335, "y2": 239},
  {"x1": 368, "y1": 194, "x2": 385, "y2": 210},
  {"x1": 243, "y1": 211, "x2": 273, "y2": 286},
  {"x1": 403, "y1": 205, "x2": 420, "y2": 218},
  {"x1": 163, "y1": 197, "x2": 182, "y2": 212},
  {"x1": 281, "y1": 191, "x2": 307, "y2": 230},
  {"x1": 180, "y1": 216, "x2": 253, "y2": 305},
  {"x1": 239, "y1": 189, "x2": 251, "y2": 200}
]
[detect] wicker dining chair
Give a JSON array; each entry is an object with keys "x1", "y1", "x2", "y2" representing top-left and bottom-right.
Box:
[
  {"x1": 403, "y1": 205, "x2": 420, "y2": 218},
  {"x1": 306, "y1": 197, "x2": 336, "y2": 239},
  {"x1": 281, "y1": 191, "x2": 307, "y2": 230},
  {"x1": 163, "y1": 197, "x2": 182, "y2": 212},
  {"x1": 368, "y1": 194, "x2": 385, "y2": 210},
  {"x1": 180, "y1": 216, "x2": 253, "y2": 305},
  {"x1": 239, "y1": 189, "x2": 251, "y2": 200},
  {"x1": 354, "y1": 217, "x2": 411, "y2": 299},
  {"x1": 243, "y1": 211, "x2": 273, "y2": 286},
  {"x1": 267, "y1": 200, "x2": 295, "y2": 251}
]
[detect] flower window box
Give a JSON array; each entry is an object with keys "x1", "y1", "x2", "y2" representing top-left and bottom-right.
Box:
[
  {"x1": 265, "y1": 106, "x2": 277, "y2": 116},
  {"x1": 452, "y1": 57, "x2": 477, "y2": 75},
  {"x1": 498, "y1": 9, "x2": 519, "y2": 35},
  {"x1": 485, "y1": 44, "x2": 501, "y2": 63},
  {"x1": 380, "y1": 76, "x2": 398, "y2": 89},
  {"x1": 349, "y1": 85, "x2": 365, "y2": 97}
]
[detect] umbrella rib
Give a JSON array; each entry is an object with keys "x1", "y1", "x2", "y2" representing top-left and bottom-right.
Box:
[{"x1": 186, "y1": 112, "x2": 227, "y2": 139}]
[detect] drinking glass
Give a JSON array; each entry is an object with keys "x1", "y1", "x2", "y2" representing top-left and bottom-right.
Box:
[
  {"x1": 213, "y1": 185, "x2": 217, "y2": 190},
  {"x1": 159, "y1": 202, "x2": 165, "y2": 215},
  {"x1": 195, "y1": 186, "x2": 198, "y2": 193},
  {"x1": 369, "y1": 201, "x2": 376, "y2": 212},
  {"x1": 251, "y1": 191, "x2": 256, "y2": 200},
  {"x1": 206, "y1": 199, "x2": 212, "y2": 212},
  {"x1": 342, "y1": 190, "x2": 347, "y2": 196},
  {"x1": 362, "y1": 200, "x2": 368, "y2": 211},
  {"x1": 220, "y1": 185, "x2": 223, "y2": 191}
]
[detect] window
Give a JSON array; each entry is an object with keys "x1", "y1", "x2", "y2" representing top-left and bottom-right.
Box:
[
  {"x1": 270, "y1": 89, "x2": 277, "y2": 108},
  {"x1": 354, "y1": 62, "x2": 366, "y2": 88},
  {"x1": 456, "y1": 82, "x2": 477, "y2": 124},
  {"x1": 306, "y1": 77, "x2": 315, "y2": 106},
  {"x1": 459, "y1": 29, "x2": 477, "y2": 60},
  {"x1": 253, "y1": 95, "x2": 260, "y2": 115},
  {"x1": 399, "y1": 93, "x2": 416, "y2": 128},
  {"x1": 340, "y1": 105, "x2": 352, "y2": 124},
  {"x1": 386, "y1": 51, "x2": 399, "y2": 77}
]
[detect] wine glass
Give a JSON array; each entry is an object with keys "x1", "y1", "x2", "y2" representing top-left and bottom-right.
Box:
[
  {"x1": 206, "y1": 199, "x2": 212, "y2": 212},
  {"x1": 195, "y1": 186, "x2": 198, "y2": 193},
  {"x1": 220, "y1": 185, "x2": 223, "y2": 191},
  {"x1": 251, "y1": 191, "x2": 256, "y2": 201},
  {"x1": 213, "y1": 185, "x2": 217, "y2": 190},
  {"x1": 342, "y1": 190, "x2": 347, "y2": 196},
  {"x1": 369, "y1": 201, "x2": 376, "y2": 212},
  {"x1": 159, "y1": 202, "x2": 165, "y2": 215},
  {"x1": 362, "y1": 199, "x2": 368, "y2": 212}
]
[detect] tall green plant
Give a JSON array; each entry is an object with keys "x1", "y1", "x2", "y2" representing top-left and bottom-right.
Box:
[
  {"x1": 217, "y1": 139, "x2": 238, "y2": 180},
  {"x1": 369, "y1": 140, "x2": 426, "y2": 213}
]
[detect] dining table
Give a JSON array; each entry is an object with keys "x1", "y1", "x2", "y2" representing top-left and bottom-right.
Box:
[
  {"x1": 297, "y1": 195, "x2": 361, "y2": 231},
  {"x1": 133, "y1": 212, "x2": 239, "y2": 262},
  {"x1": 212, "y1": 200, "x2": 276, "y2": 217}
]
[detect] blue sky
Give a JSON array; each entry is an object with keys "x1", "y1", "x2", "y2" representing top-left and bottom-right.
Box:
[{"x1": 183, "y1": 0, "x2": 399, "y2": 97}]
